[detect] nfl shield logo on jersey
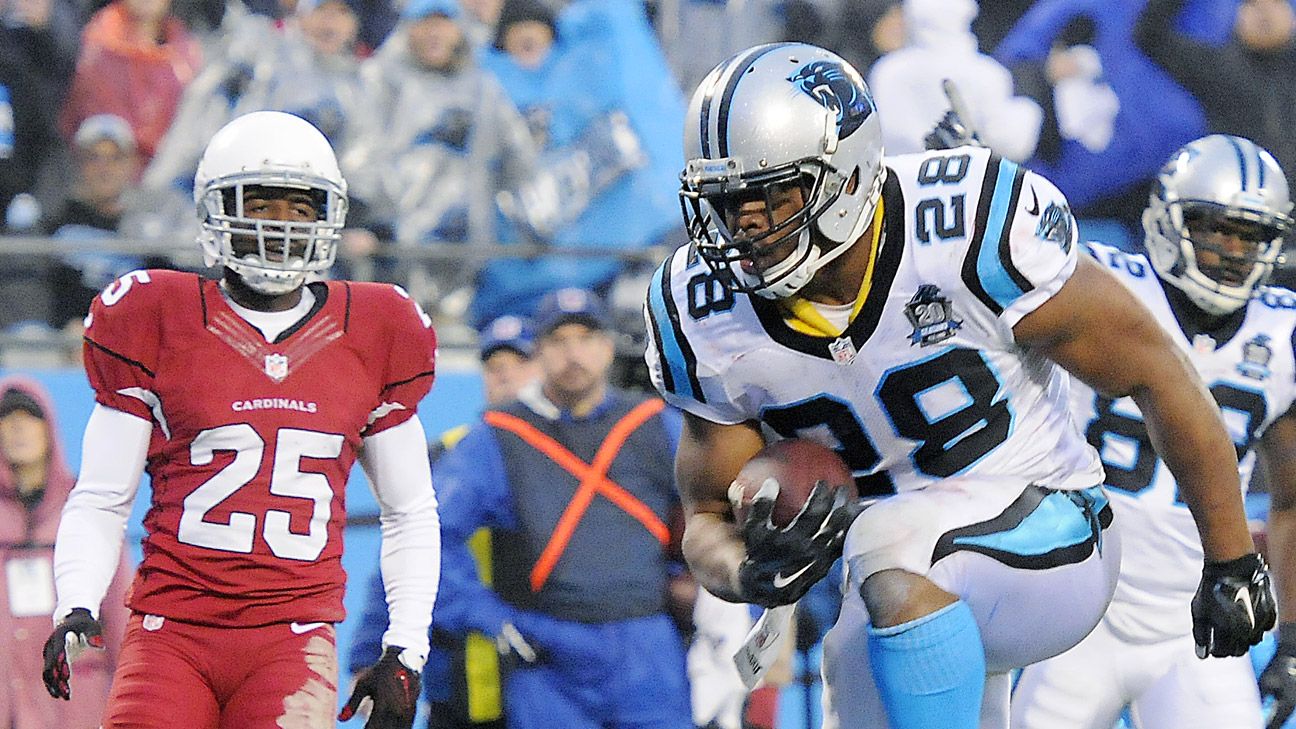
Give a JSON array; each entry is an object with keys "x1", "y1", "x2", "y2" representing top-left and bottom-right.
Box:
[
  {"x1": 828, "y1": 336, "x2": 858, "y2": 365},
  {"x1": 1237, "y1": 334, "x2": 1273, "y2": 380},
  {"x1": 905, "y1": 285, "x2": 962, "y2": 346},
  {"x1": 264, "y1": 353, "x2": 290, "y2": 382}
]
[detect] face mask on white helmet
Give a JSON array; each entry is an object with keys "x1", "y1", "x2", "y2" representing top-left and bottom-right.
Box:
[
  {"x1": 193, "y1": 111, "x2": 349, "y2": 296},
  {"x1": 680, "y1": 42, "x2": 886, "y2": 299},
  {"x1": 1143, "y1": 134, "x2": 1292, "y2": 316}
]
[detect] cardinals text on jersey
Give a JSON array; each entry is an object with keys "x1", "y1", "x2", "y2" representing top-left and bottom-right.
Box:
[
  {"x1": 81, "y1": 270, "x2": 436, "y2": 627},
  {"x1": 645, "y1": 147, "x2": 1104, "y2": 501}
]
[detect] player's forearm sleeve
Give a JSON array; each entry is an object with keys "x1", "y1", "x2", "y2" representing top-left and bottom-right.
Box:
[
  {"x1": 53, "y1": 405, "x2": 150, "y2": 622},
  {"x1": 360, "y1": 416, "x2": 441, "y2": 664}
]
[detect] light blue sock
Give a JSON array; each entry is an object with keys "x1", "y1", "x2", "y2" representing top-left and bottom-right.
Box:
[{"x1": 867, "y1": 600, "x2": 985, "y2": 729}]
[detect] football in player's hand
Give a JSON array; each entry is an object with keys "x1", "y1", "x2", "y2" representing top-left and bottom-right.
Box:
[{"x1": 729, "y1": 439, "x2": 856, "y2": 528}]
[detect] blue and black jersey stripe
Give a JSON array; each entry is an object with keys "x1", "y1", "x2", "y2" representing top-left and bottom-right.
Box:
[
  {"x1": 647, "y1": 255, "x2": 706, "y2": 403},
  {"x1": 962, "y1": 156, "x2": 1034, "y2": 316}
]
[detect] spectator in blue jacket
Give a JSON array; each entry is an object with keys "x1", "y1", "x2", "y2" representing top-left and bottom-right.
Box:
[
  {"x1": 994, "y1": 0, "x2": 1218, "y2": 233},
  {"x1": 349, "y1": 315, "x2": 539, "y2": 729},
  {"x1": 469, "y1": 0, "x2": 686, "y2": 329},
  {"x1": 1135, "y1": 0, "x2": 1296, "y2": 187},
  {"x1": 433, "y1": 288, "x2": 690, "y2": 729}
]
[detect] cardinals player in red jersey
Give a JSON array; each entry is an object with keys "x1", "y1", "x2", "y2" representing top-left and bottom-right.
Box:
[{"x1": 38, "y1": 110, "x2": 441, "y2": 729}]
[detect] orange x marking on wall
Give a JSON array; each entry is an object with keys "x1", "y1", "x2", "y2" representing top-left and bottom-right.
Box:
[{"x1": 483, "y1": 399, "x2": 669, "y2": 593}]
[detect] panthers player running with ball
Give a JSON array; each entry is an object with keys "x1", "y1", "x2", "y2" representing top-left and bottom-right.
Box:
[
  {"x1": 643, "y1": 43, "x2": 1275, "y2": 729},
  {"x1": 1012, "y1": 136, "x2": 1296, "y2": 729},
  {"x1": 39, "y1": 111, "x2": 440, "y2": 729}
]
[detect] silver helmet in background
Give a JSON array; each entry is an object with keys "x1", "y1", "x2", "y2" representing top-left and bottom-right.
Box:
[{"x1": 1143, "y1": 134, "x2": 1292, "y2": 315}]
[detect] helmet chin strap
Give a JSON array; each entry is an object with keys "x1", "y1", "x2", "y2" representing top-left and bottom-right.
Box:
[
  {"x1": 1170, "y1": 277, "x2": 1247, "y2": 316},
  {"x1": 199, "y1": 231, "x2": 222, "y2": 268},
  {"x1": 231, "y1": 255, "x2": 307, "y2": 296},
  {"x1": 749, "y1": 229, "x2": 816, "y2": 299},
  {"x1": 752, "y1": 221, "x2": 864, "y2": 299},
  {"x1": 1174, "y1": 273, "x2": 1252, "y2": 316},
  {"x1": 757, "y1": 171, "x2": 883, "y2": 299}
]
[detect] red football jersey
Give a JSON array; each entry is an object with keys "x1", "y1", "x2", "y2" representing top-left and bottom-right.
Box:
[{"x1": 81, "y1": 270, "x2": 436, "y2": 626}]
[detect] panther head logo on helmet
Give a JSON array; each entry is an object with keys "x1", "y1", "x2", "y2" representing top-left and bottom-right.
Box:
[
  {"x1": 680, "y1": 43, "x2": 885, "y2": 300},
  {"x1": 787, "y1": 60, "x2": 874, "y2": 139}
]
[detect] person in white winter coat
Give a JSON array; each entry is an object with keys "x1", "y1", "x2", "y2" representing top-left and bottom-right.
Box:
[{"x1": 867, "y1": 0, "x2": 1042, "y2": 162}]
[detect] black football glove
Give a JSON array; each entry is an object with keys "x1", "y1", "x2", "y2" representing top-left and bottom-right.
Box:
[
  {"x1": 738, "y1": 481, "x2": 862, "y2": 608},
  {"x1": 1261, "y1": 623, "x2": 1296, "y2": 729},
  {"x1": 338, "y1": 646, "x2": 421, "y2": 728},
  {"x1": 42, "y1": 607, "x2": 105, "y2": 700},
  {"x1": 923, "y1": 109, "x2": 983, "y2": 151},
  {"x1": 1191, "y1": 553, "x2": 1277, "y2": 659}
]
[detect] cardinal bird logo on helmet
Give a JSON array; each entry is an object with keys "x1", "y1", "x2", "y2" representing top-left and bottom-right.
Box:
[{"x1": 788, "y1": 60, "x2": 874, "y2": 139}]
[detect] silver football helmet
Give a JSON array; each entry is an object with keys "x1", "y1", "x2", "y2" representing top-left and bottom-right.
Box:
[
  {"x1": 1143, "y1": 134, "x2": 1292, "y2": 315},
  {"x1": 194, "y1": 111, "x2": 348, "y2": 296},
  {"x1": 680, "y1": 43, "x2": 885, "y2": 299}
]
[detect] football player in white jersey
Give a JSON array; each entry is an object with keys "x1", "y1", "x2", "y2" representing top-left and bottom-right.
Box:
[
  {"x1": 1011, "y1": 136, "x2": 1296, "y2": 729},
  {"x1": 643, "y1": 43, "x2": 1276, "y2": 729}
]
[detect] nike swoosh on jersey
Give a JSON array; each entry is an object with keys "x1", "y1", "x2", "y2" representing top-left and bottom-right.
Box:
[
  {"x1": 771, "y1": 563, "x2": 814, "y2": 589},
  {"x1": 290, "y1": 621, "x2": 327, "y2": 634},
  {"x1": 1025, "y1": 186, "x2": 1040, "y2": 215}
]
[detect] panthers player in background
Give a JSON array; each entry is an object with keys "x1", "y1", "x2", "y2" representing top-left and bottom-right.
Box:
[
  {"x1": 643, "y1": 43, "x2": 1276, "y2": 729},
  {"x1": 38, "y1": 111, "x2": 441, "y2": 729},
  {"x1": 1012, "y1": 136, "x2": 1296, "y2": 729}
]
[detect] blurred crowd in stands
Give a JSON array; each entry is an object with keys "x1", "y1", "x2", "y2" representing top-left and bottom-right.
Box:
[
  {"x1": 2, "y1": 0, "x2": 1296, "y2": 359},
  {"x1": 4, "y1": 1, "x2": 1296, "y2": 726}
]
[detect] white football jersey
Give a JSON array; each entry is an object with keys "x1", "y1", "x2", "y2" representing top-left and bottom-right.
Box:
[
  {"x1": 645, "y1": 147, "x2": 1104, "y2": 501},
  {"x1": 1075, "y1": 241, "x2": 1296, "y2": 643}
]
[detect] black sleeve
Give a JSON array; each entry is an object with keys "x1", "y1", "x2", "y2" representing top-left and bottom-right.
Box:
[
  {"x1": 1133, "y1": 0, "x2": 1254, "y2": 110},
  {"x1": 1009, "y1": 61, "x2": 1062, "y2": 165}
]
